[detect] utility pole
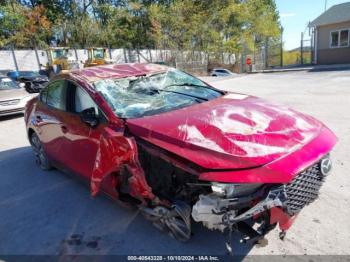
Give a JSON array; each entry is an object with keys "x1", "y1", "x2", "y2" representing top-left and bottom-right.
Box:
[
  {"x1": 325, "y1": 0, "x2": 327, "y2": 11},
  {"x1": 280, "y1": 27, "x2": 284, "y2": 67},
  {"x1": 301, "y1": 32, "x2": 304, "y2": 65},
  {"x1": 11, "y1": 44, "x2": 19, "y2": 72}
]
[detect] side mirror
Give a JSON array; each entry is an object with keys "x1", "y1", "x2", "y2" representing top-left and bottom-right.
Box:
[{"x1": 80, "y1": 107, "x2": 99, "y2": 127}]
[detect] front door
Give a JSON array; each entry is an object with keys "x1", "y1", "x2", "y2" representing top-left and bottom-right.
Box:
[{"x1": 60, "y1": 80, "x2": 104, "y2": 179}]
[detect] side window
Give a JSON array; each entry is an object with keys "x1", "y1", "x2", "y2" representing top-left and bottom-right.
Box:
[
  {"x1": 46, "y1": 80, "x2": 66, "y2": 110},
  {"x1": 67, "y1": 81, "x2": 99, "y2": 115},
  {"x1": 75, "y1": 86, "x2": 98, "y2": 114},
  {"x1": 40, "y1": 87, "x2": 48, "y2": 104}
]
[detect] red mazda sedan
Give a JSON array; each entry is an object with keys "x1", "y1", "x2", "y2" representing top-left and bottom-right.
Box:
[{"x1": 24, "y1": 63, "x2": 337, "y2": 249}]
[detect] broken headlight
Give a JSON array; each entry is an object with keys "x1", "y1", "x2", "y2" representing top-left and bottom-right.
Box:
[{"x1": 211, "y1": 183, "x2": 262, "y2": 198}]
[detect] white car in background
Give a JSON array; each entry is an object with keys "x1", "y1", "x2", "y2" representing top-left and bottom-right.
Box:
[
  {"x1": 210, "y1": 68, "x2": 236, "y2": 77},
  {"x1": 0, "y1": 75, "x2": 36, "y2": 117}
]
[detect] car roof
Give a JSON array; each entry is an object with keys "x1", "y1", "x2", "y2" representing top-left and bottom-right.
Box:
[{"x1": 70, "y1": 63, "x2": 169, "y2": 82}]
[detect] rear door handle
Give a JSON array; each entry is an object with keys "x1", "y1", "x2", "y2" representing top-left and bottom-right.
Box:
[{"x1": 61, "y1": 125, "x2": 68, "y2": 133}]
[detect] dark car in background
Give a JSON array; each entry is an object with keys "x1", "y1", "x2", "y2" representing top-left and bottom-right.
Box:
[{"x1": 7, "y1": 71, "x2": 49, "y2": 93}]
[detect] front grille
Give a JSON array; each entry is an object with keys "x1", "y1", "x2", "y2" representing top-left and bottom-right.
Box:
[
  {"x1": 284, "y1": 161, "x2": 325, "y2": 215},
  {"x1": 0, "y1": 99, "x2": 20, "y2": 106}
]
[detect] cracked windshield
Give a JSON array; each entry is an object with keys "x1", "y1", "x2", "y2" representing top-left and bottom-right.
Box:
[{"x1": 94, "y1": 69, "x2": 223, "y2": 118}]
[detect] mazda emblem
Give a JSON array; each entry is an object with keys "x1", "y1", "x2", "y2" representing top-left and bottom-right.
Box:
[{"x1": 320, "y1": 156, "x2": 332, "y2": 176}]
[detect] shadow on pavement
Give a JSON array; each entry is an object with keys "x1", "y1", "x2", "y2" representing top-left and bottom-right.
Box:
[
  {"x1": 0, "y1": 113, "x2": 24, "y2": 121},
  {"x1": 0, "y1": 147, "x2": 254, "y2": 257}
]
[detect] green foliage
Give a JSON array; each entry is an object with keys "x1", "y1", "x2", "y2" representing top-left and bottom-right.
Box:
[
  {"x1": 0, "y1": 0, "x2": 281, "y2": 56},
  {"x1": 0, "y1": 2, "x2": 26, "y2": 47},
  {"x1": 283, "y1": 50, "x2": 311, "y2": 66},
  {"x1": 149, "y1": 0, "x2": 281, "y2": 57}
]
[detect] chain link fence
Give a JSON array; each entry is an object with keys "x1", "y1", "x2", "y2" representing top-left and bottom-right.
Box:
[
  {"x1": 241, "y1": 32, "x2": 314, "y2": 72},
  {"x1": 0, "y1": 46, "x2": 236, "y2": 76},
  {"x1": 1, "y1": 32, "x2": 313, "y2": 75}
]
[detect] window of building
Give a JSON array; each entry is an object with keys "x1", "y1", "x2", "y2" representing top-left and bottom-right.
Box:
[
  {"x1": 331, "y1": 31, "x2": 339, "y2": 47},
  {"x1": 340, "y1": 30, "x2": 349, "y2": 47},
  {"x1": 330, "y1": 29, "x2": 349, "y2": 48}
]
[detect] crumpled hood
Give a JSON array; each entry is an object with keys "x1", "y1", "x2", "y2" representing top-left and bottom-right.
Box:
[{"x1": 126, "y1": 93, "x2": 324, "y2": 170}]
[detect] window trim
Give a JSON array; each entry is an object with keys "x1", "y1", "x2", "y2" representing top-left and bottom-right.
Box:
[{"x1": 329, "y1": 28, "x2": 350, "y2": 48}]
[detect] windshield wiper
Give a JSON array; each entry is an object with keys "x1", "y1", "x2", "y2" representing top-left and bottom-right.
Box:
[
  {"x1": 164, "y1": 83, "x2": 224, "y2": 94},
  {"x1": 164, "y1": 83, "x2": 209, "y2": 89},
  {"x1": 150, "y1": 87, "x2": 208, "y2": 101}
]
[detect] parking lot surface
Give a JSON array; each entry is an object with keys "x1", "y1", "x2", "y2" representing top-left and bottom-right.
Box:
[{"x1": 0, "y1": 70, "x2": 349, "y2": 256}]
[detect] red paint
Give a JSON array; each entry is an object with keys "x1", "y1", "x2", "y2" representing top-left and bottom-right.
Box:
[
  {"x1": 127, "y1": 94, "x2": 334, "y2": 173},
  {"x1": 25, "y1": 63, "x2": 337, "y2": 233},
  {"x1": 71, "y1": 63, "x2": 168, "y2": 82},
  {"x1": 270, "y1": 207, "x2": 298, "y2": 231}
]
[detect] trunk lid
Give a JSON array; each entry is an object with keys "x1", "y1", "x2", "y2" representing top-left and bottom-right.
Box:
[{"x1": 126, "y1": 94, "x2": 323, "y2": 170}]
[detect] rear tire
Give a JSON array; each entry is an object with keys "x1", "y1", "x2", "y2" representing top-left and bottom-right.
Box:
[{"x1": 30, "y1": 132, "x2": 52, "y2": 171}]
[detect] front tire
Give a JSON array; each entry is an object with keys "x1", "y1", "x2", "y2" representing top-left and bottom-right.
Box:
[{"x1": 30, "y1": 132, "x2": 52, "y2": 170}]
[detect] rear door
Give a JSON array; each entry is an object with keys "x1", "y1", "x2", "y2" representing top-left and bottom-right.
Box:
[{"x1": 34, "y1": 79, "x2": 69, "y2": 165}]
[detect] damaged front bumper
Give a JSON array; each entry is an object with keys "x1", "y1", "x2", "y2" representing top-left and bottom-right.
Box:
[
  {"x1": 192, "y1": 154, "x2": 331, "y2": 246},
  {"x1": 192, "y1": 186, "x2": 288, "y2": 240}
]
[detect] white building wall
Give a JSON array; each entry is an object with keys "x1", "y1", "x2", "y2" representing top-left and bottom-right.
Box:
[
  {"x1": 0, "y1": 51, "x2": 16, "y2": 71},
  {"x1": 0, "y1": 48, "x2": 235, "y2": 72}
]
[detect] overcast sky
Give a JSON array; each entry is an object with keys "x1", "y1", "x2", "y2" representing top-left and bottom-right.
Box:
[{"x1": 276, "y1": 0, "x2": 350, "y2": 50}]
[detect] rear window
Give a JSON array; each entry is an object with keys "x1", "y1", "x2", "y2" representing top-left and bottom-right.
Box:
[
  {"x1": 215, "y1": 69, "x2": 228, "y2": 73},
  {"x1": 0, "y1": 77, "x2": 19, "y2": 90}
]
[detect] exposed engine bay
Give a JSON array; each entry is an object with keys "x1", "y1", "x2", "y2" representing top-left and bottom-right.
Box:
[{"x1": 114, "y1": 138, "x2": 332, "y2": 252}]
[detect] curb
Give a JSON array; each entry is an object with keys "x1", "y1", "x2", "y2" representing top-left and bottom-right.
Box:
[{"x1": 250, "y1": 64, "x2": 350, "y2": 74}]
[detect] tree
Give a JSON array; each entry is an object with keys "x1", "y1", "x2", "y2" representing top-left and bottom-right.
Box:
[
  {"x1": 0, "y1": 1, "x2": 26, "y2": 47},
  {"x1": 148, "y1": 0, "x2": 281, "y2": 59},
  {"x1": 1, "y1": 0, "x2": 281, "y2": 56},
  {"x1": 23, "y1": 4, "x2": 51, "y2": 47}
]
